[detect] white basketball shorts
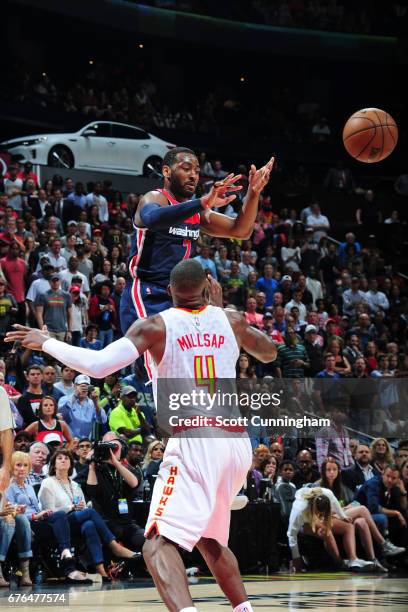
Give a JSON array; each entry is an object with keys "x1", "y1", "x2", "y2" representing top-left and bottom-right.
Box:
[{"x1": 144, "y1": 434, "x2": 252, "y2": 551}]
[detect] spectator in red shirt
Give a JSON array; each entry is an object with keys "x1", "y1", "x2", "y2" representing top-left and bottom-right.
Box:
[
  {"x1": 17, "y1": 162, "x2": 39, "y2": 187},
  {"x1": 88, "y1": 281, "x2": 117, "y2": 348},
  {"x1": 244, "y1": 297, "x2": 264, "y2": 330},
  {"x1": 0, "y1": 242, "x2": 27, "y2": 323}
]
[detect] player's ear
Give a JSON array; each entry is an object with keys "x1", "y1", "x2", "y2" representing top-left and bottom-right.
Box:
[
  {"x1": 162, "y1": 165, "x2": 170, "y2": 180},
  {"x1": 167, "y1": 283, "x2": 172, "y2": 298},
  {"x1": 203, "y1": 285, "x2": 210, "y2": 304}
]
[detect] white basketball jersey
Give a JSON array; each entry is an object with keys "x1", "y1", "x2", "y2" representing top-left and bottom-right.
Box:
[{"x1": 154, "y1": 304, "x2": 239, "y2": 381}]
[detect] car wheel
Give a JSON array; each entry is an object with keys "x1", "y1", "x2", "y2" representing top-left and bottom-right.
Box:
[
  {"x1": 48, "y1": 145, "x2": 74, "y2": 169},
  {"x1": 143, "y1": 156, "x2": 163, "y2": 177}
]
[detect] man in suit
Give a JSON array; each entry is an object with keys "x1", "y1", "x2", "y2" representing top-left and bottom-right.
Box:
[
  {"x1": 28, "y1": 188, "x2": 52, "y2": 219},
  {"x1": 342, "y1": 444, "x2": 380, "y2": 492},
  {"x1": 53, "y1": 188, "x2": 81, "y2": 230}
]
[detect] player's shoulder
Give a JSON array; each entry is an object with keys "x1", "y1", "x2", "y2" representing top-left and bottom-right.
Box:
[
  {"x1": 139, "y1": 190, "x2": 168, "y2": 207},
  {"x1": 224, "y1": 308, "x2": 246, "y2": 328}
]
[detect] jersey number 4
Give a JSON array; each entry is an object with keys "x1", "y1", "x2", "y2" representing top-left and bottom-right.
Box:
[{"x1": 194, "y1": 355, "x2": 216, "y2": 394}]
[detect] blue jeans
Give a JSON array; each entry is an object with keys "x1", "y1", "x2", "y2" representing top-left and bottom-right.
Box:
[
  {"x1": 31, "y1": 510, "x2": 71, "y2": 554},
  {"x1": 372, "y1": 513, "x2": 388, "y2": 534},
  {"x1": 0, "y1": 514, "x2": 32, "y2": 561},
  {"x1": 67, "y1": 508, "x2": 115, "y2": 565},
  {"x1": 98, "y1": 328, "x2": 113, "y2": 348}
]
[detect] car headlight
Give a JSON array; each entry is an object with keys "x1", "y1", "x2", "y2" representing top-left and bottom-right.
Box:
[{"x1": 6, "y1": 136, "x2": 48, "y2": 147}]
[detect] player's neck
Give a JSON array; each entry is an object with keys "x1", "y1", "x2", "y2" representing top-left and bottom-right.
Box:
[{"x1": 174, "y1": 299, "x2": 206, "y2": 311}]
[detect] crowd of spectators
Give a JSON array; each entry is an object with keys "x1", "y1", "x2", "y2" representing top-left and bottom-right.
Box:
[
  {"x1": 143, "y1": 0, "x2": 407, "y2": 36},
  {"x1": 3, "y1": 59, "x2": 345, "y2": 146},
  {"x1": 0, "y1": 153, "x2": 407, "y2": 582}
]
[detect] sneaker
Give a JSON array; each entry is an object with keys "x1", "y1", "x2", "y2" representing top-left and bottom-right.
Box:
[
  {"x1": 345, "y1": 558, "x2": 375, "y2": 572},
  {"x1": 382, "y1": 539, "x2": 405, "y2": 557},
  {"x1": 371, "y1": 558, "x2": 388, "y2": 573}
]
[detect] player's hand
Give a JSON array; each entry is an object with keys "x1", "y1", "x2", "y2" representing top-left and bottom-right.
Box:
[
  {"x1": 206, "y1": 274, "x2": 223, "y2": 307},
  {"x1": 201, "y1": 174, "x2": 242, "y2": 209},
  {"x1": 248, "y1": 156, "x2": 275, "y2": 195},
  {"x1": 5, "y1": 324, "x2": 50, "y2": 351}
]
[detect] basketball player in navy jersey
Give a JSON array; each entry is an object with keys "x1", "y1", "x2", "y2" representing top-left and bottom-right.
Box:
[{"x1": 120, "y1": 147, "x2": 274, "y2": 335}]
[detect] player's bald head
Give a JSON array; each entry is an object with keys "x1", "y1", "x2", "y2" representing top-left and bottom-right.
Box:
[{"x1": 170, "y1": 260, "x2": 206, "y2": 292}]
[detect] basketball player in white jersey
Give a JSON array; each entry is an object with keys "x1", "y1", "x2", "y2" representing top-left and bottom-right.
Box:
[{"x1": 6, "y1": 260, "x2": 277, "y2": 612}]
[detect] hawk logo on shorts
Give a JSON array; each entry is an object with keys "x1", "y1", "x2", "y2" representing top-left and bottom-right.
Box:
[{"x1": 145, "y1": 287, "x2": 152, "y2": 295}]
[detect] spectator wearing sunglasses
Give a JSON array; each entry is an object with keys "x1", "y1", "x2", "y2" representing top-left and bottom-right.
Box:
[{"x1": 73, "y1": 437, "x2": 92, "y2": 473}]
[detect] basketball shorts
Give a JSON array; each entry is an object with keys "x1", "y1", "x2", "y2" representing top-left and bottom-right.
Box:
[
  {"x1": 120, "y1": 279, "x2": 172, "y2": 334},
  {"x1": 144, "y1": 434, "x2": 253, "y2": 551}
]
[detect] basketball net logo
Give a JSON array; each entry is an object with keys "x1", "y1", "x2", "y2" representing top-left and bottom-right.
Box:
[{"x1": 194, "y1": 355, "x2": 216, "y2": 394}]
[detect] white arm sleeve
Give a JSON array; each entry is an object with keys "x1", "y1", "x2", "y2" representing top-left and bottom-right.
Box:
[{"x1": 42, "y1": 337, "x2": 139, "y2": 378}]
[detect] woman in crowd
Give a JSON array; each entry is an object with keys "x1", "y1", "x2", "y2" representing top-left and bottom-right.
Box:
[
  {"x1": 236, "y1": 353, "x2": 257, "y2": 379},
  {"x1": 110, "y1": 245, "x2": 127, "y2": 278},
  {"x1": 38, "y1": 450, "x2": 138, "y2": 581},
  {"x1": 142, "y1": 440, "x2": 164, "y2": 480},
  {"x1": 370, "y1": 438, "x2": 393, "y2": 474},
  {"x1": 327, "y1": 339, "x2": 352, "y2": 376},
  {"x1": 23, "y1": 236, "x2": 37, "y2": 267},
  {"x1": 87, "y1": 204, "x2": 104, "y2": 230},
  {"x1": 315, "y1": 299, "x2": 329, "y2": 330},
  {"x1": 245, "y1": 270, "x2": 259, "y2": 298},
  {"x1": 317, "y1": 457, "x2": 401, "y2": 569},
  {"x1": 260, "y1": 454, "x2": 278, "y2": 483},
  {"x1": 287, "y1": 487, "x2": 374, "y2": 573},
  {"x1": 364, "y1": 341, "x2": 379, "y2": 373},
  {"x1": 0, "y1": 493, "x2": 30, "y2": 587},
  {"x1": 93, "y1": 259, "x2": 115, "y2": 286},
  {"x1": 6, "y1": 451, "x2": 90, "y2": 584},
  {"x1": 24, "y1": 396, "x2": 73, "y2": 447},
  {"x1": 259, "y1": 454, "x2": 279, "y2": 501}
]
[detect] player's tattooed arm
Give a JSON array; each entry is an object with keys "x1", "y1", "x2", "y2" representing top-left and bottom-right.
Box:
[{"x1": 225, "y1": 310, "x2": 277, "y2": 364}]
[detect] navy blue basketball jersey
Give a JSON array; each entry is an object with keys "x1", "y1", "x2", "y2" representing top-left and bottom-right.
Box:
[{"x1": 128, "y1": 189, "x2": 201, "y2": 287}]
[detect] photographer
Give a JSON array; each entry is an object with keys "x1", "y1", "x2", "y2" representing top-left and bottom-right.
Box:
[
  {"x1": 84, "y1": 432, "x2": 145, "y2": 551},
  {"x1": 58, "y1": 374, "x2": 107, "y2": 439}
]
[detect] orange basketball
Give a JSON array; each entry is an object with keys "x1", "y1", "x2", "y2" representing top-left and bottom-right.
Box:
[{"x1": 342, "y1": 108, "x2": 398, "y2": 163}]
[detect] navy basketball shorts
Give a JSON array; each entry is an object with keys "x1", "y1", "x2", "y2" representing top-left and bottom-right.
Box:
[{"x1": 120, "y1": 278, "x2": 172, "y2": 335}]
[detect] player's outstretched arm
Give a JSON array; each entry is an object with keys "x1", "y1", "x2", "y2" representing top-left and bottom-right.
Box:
[
  {"x1": 134, "y1": 176, "x2": 242, "y2": 230},
  {"x1": 5, "y1": 318, "x2": 165, "y2": 379},
  {"x1": 200, "y1": 157, "x2": 274, "y2": 239},
  {"x1": 226, "y1": 310, "x2": 277, "y2": 363}
]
